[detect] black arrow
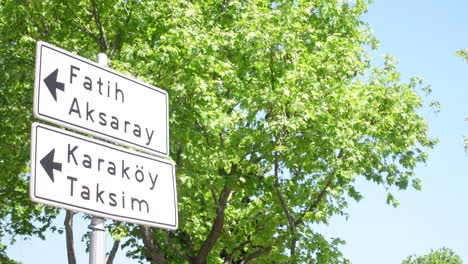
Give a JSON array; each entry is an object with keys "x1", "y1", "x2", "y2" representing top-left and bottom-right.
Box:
[
  {"x1": 43, "y1": 69, "x2": 65, "y2": 101},
  {"x1": 40, "y1": 149, "x2": 62, "y2": 183}
]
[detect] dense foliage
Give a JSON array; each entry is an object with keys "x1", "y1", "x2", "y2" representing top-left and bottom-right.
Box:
[
  {"x1": 0, "y1": 253, "x2": 21, "y2": 264},
  {"x1": 0, "y1": 0, "x2": 436, "y2": 263},
  {"x1": 402, "y1": 247, "x2": 463, "y2": 264}
]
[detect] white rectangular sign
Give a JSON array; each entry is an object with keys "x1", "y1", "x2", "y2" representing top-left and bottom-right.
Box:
[
  {"x1": 34, "y1": 41, "x2": 169, "y2": 157},
  {"x1": 30, "y1": 123, "x2": 178, "y2": 229}
]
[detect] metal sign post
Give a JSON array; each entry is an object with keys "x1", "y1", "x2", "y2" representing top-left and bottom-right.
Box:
[
  {"x1": 89, "y1": 216, "x2": 106, "y2": 264},
  {"x1": 89, "y1": 53, "x2": 108, "y2": 264}
]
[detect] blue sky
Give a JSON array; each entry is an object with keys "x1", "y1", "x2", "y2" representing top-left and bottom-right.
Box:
[{"x1": 6, "y1": 0, "x2": 468, "y2": 263}]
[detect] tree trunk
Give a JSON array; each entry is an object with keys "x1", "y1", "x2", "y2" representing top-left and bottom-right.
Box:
[
  {"x1": 106, "y1": 239, "x2": 120, "y2": 264},
  {"x1": 139, "y1": 225, "x2": 168, "y2": 264},
  {"x1": 64, "y1": 210, "x2": 76, "y2": 264}
]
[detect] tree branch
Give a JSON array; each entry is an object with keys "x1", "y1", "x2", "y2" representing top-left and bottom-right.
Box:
[
  {"x1": 175, "y1": 143, "x2": 183, "y2": 166},
  {"x1": 65, "y1": 3, "x2": 101, "y2": 47},
  {"x1": 269, "y1": 44, "x2": 276, "y2": 91},
  {"x1": 244, "y1": 246, "x2": 273, "y2": 263},
  {"x1": 90, "y1": 0, "x2": 109, "y2": 51},
  {"x1": 232, "y1": 239, "x2": 250, "y2": 255},
  {"x1": 110, "y1": 1, "x2": 133, "y2": 54},
  {"x1": 294, "y1": 149, "x2": 343, "y2": 227},
  {"x1": 273, "y1": 153, "x2": 295, "y2": 232},
  {"x1": 29, "y1": 2, "x2": 49, "y2": 39},
  {"x1": 74, "y1": 17, "x2": 101, "y2": 45},
  {"x1": 139, "y1": 225, "x2": 167, "y2": 264},
  {"x1": 165, "y1": 232, "x2": 192, "y2": 262},
  {"x1": 273, "y1": 151, "x2": 297, "y2": 256},
  {"x1": 208, "y1": 183, "x2": 218, "y2": 207},
  {"x1": 106, "y1": 239, "x2": 120, "y2": 264},
  {"x1": 195, "y1": 120, "x2": 211, "y2": 146},
  {"x1": 64, "y1": 210, "x2": 76, "y2": 264},
  {"x1": 294, "y1": 175, "x2": 333, "y2": 227},
  {"x1": 195, "y1": 164, "x2": 237, "y2": 263},
  {"x1": 179, "y1": 231, "x2": 195, "y2": 256},
  {"x1": 195, "y1": 185, "x2": 232, "y2": 263}
]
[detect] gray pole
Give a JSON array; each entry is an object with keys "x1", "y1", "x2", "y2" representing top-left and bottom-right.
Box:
[
  {"x1": 89, "y1": 53, "x2": 108, "y2": 264},
  {"x1": 89, "y1": 216, "x2": 106, "y2": 264}
]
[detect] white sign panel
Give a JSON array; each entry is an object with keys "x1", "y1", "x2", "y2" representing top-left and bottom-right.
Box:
[
  {"x1": 34, "y1": 41, "x2": 169, "y2": 157},
  {"x1": 30, "y1": 123, "x2": 177, "y2": 229}
]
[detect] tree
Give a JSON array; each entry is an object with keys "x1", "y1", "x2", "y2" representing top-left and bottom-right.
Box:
[
  {"x1": 456, "y1": 49, "x2": 468, "y2": 63},
  {"x1": 0, "y1": 253, "x2": 21, "y2": 264},
  {"x1": 0, "y1": 0, "x2": 62, "y2": 255},
  {"x1": 456, "y1": 49, "x2": 468, "y2": 151},
  {"x1": 0, "y1": 0, "x2": 437, "y2": 263},
  {"x1": 402, "y1": 247, "x2": 463, "y2": 264}
]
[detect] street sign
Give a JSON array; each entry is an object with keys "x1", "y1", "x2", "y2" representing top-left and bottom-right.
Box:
[
  {"x1": 33, "y1": 41, "x2": 169, "y2": 157},
  {"x1": 30, "y1": 123, "x2": 178, "y2": 229}
]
